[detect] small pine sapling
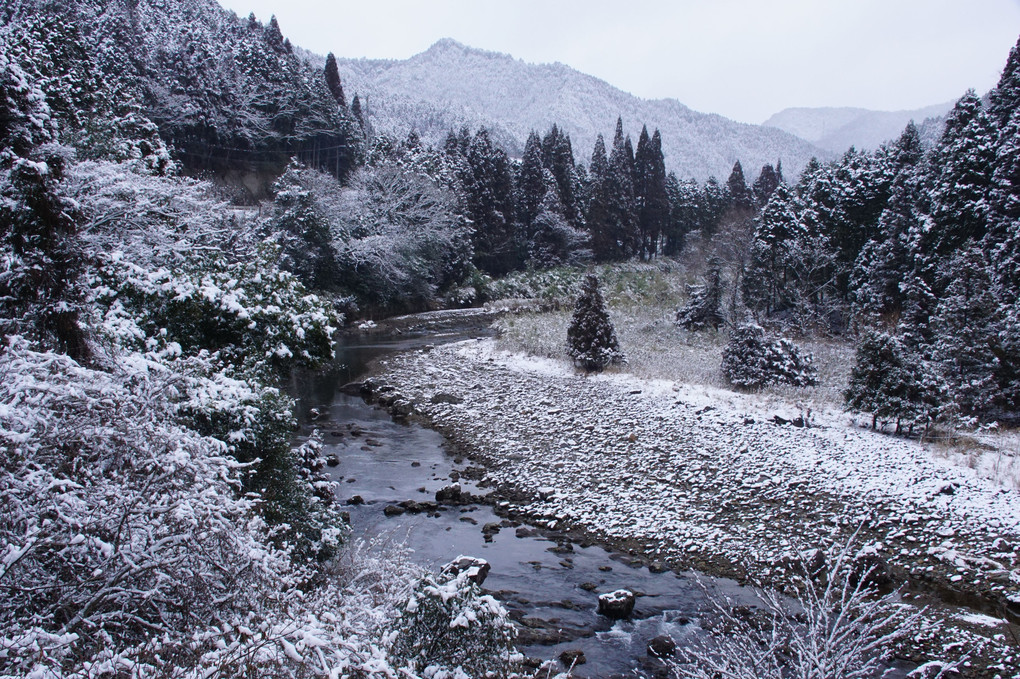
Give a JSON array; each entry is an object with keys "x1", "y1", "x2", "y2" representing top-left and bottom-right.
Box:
[{"x1": 567, "y1": 274, "x2": 625, "y2": 372}]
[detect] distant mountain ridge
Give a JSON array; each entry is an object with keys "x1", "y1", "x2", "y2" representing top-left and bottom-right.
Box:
[
  {"x1": 763, "y1": 102, "x2": 955, "y2": 153},
  {"x1": 328, "y1": 39, "x2": 829, "y2": 181}
]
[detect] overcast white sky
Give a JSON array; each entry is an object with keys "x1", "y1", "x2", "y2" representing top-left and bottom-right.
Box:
[{"x1": 218, "y1": 0, "x2": 1020, "y2": 124}]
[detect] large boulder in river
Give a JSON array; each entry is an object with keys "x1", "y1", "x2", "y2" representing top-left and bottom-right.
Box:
[
  {"x1": 441, "y1": 556, "x2": 491, "y2": 586},
  {"x1": 597, "y1": 589, "x2": 635, "y2": 619}
]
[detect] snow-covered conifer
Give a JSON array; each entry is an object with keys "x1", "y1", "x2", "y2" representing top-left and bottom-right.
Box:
[
  {"x1": 721, "y1": 323, "x2": 817, "y2": 389},
  {"x1": 567, "y1": 274, "x2": 624, "y2": 371},
  {"x1": 844, "y1": 330, "x2": 943, "y2": 434},
  {"x1": 676, "y1": 258, "x2": 724, "y2": 331}
]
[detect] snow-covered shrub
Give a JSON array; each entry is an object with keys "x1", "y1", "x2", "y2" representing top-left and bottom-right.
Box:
[
  {"x1": 93, "y1": 245, "x2": 337, "y2": 378},
  {"x1": 671, "y1": 542, "x2": 936, "y2": 679},
  {"x1": 721, "y1": 323, "x2": 817, "y2": 389},
  {"x1": 391, "y1": 568, "x2": 521, "y2": 677},
  {"x1": 675, "y1": 258, "x2": 724, "y2": 331},
  {"x1": 0, "y1": 339, "x2": 292, "y2": 675},
  {"x1": 566, "y1": 273, "x2": 625, "y2": 371},
  {"x1": 70, "y1": 160, "x2": 260, "y2": 271},
  {"x1": 269, "y1": 161, "x2": 472, "y2": 311}
]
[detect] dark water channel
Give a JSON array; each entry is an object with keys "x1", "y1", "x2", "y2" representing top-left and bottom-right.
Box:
[{"x1": 287, "y1": 313, "x2": 905, "y2": 677}]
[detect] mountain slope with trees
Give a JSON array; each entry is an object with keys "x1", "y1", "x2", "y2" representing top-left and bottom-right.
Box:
[{"x1": 330, "y1": 39, "x2": 827, "y2": 181}]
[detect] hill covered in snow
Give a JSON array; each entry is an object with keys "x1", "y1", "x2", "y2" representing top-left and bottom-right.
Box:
[
  {"x1": 329, "y1": 39, "x2": 828, "y2": 181},
  {"x1": 763, "y1": 102, "x2": 955, "y2": 153}
]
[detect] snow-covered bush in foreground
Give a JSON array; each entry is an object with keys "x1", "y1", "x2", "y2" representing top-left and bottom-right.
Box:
[
  {"x1": 391, "y1": 568, "x2": 521, "y2": 677},
  {"x1": 722, "y1": 322, "x2": 817, "y2": 389},
  {"x1": 671, "y1": 542, "x2": 948, "y2": 679},
  {"x1": 0, "y1": 339, "x2": 289, "y2": 675}
]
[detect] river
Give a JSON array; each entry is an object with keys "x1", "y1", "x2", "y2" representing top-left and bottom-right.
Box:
[{"x1": 288, "y1": 311, "x2": 914, "y2": 677}]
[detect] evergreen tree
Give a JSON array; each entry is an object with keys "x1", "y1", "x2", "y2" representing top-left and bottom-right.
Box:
[
  {"x1": 351, "y1": 94, "x2": 365, "y2": 127},
  {"x1": 721, "y1": 323, "x2": 817, "y2": 389},
  {"x1": 752, "y1": 163, "x2": 780, "y2": 206},
  {"x1": 844, "y1": 330, "x2": 942, "y2": 435},
  {"x1": 605, "y1": 117, "x2": 638, "y2": 259},
  {"x1": 324, "y1": 52, "x2": 346, "y2": 107},
  {"x1": 566, "y1": 274, "x2": 624, "y2": 372},
  {"x1": 528, "y1": 170, "x2": 589, "y2": 268},
  {"x1": 743, "y1": 184, "x2": 805, "y2": 318},
  {"x1": 0, "y1": 52, "x2": 89, "y2": 359},
  {"x1": 726, "y1": 160, "x2": 754, "y2": 212},
  {"x1": 541, "y1": 125, "x2": 581, "y2": 225},
  {"x1": 701, "y1": 176, "x2": 727, "y2": 237},
  {"x1": 663, "y1": 172, "x2": 699, "y2": 257},
  {"x1": 585, "y1": 134, "x2": 614, "y2": 261},
  {"x1": 851, "y1": 174, "x2": 924, "y2": 325},
  {"x1": 931, "y1": 247, "x2": 1009, "y2": 418},
  {"x1": 988, "y1": 34, "x2": 1020, "y2": 129},
  {"x1": 634, "y1": 127, "x2": 669, "y2": 260},
  {"x1": 924, "y1": 92, "x2": 995, "y2": 260},
  {"x1": 676, "y1": 258, "x2": 724, "y2": 331},
  {"x1": 517, "y1": 131, "x2": 546, "y2": 228},
  {"x1": 270, "y1": 161, "x2": 339, "y2": 290},
  {"x1": 990, "y1": 107, "x2": 1020, "y2": 283},
  {"x1": 264, "y1": 15, "x2": 286, "y2": 51},
  {"x1": 461, "y1": 128, "x2": 520, "y2": 275}
]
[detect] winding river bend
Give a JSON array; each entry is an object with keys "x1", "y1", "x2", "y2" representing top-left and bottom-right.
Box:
[{"x1": 288, "y1": 311, "x2": 907, "y2": 677}]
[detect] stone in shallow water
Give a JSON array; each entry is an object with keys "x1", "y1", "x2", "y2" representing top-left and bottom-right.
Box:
[
  {"x1": 559, "y1": 649, "x2": 586, "y2": 667},
  {"x1": 441, "y1": 556, "x2": 491, "y2": 586},
  {"x1": 647, "y1": 635, "x2": 677, "y2": 658},
  {"x1": 597, "y1": 588, "x2": 635, "y2": 619}
]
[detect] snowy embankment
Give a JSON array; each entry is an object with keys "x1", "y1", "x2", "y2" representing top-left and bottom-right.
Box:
[{"x1": 374, "y1": 339, "x2": 1020, "y2": 643}]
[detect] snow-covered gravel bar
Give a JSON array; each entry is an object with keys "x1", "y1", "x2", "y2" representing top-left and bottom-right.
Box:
[{"x1": 371, "y1": 337, "x2": 1020, "y2": 669}]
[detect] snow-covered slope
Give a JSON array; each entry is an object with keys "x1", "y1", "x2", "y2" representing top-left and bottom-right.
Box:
[
  {"x1": 763, "y1": 102, "x2": 955, "y2": 153},
  {"x1": 328, "y1": 39, "x2": 829, "y2": 181}
]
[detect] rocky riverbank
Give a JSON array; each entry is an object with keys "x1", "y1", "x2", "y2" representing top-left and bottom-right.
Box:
[{"x1": 358, "y1": 337, "x2": 1020, "y2": 676}]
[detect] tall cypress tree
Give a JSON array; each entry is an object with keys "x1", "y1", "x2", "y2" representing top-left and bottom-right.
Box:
[
  {"x1": 752, "y1": 164, "x2": 780, "y2": 206},
  {"x1": 989, "y1": 34, "x2": 1020, "y2": 129},
  {"x1": 567, "y1": 274, "x2": 624, "y2": 371},
  {"x1": 324, "y1": 52, "x2": 346, "y2": 108},
  {"x1": 726, "y1": 160, "x2": 753, "y2": 212},
  {"x1": 351, "y1": 94, "x2": 365, "y2": 128},
  {"x1": 605, "y1": 117, "x2": 638, "y2": 259},
  {"x1": 743, "y1": 184, "x2": 804, "y2": 317},
  {"x1": 517, "y1": 131, "x2": 546, "y2": 229},
  {"x1": 586, "y1": 134, "x2": 613, "y2": 261},
  {"x1": 264, "y1": 15, "x2": 285, "y2": 51},
  {"x1": 634, "y1": 126, "x2": 669, "y2": 260},
  {"x1": 462, "y1": 128, "x2": 520, "y2": 275},
  {"x1": 542, "y1": 125, "x2": 580, "y2": 225},
  {"x1": 923, "y1": 95, "x2": 995, "y2": 263}
]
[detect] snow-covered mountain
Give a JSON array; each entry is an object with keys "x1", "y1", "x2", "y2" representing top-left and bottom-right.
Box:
[
  {"x1": 329, "y1": 39, "x2": 828, "y2": 181},
  {"x1": 763, "y1": 102, "x2": 955, "y2": 153}
]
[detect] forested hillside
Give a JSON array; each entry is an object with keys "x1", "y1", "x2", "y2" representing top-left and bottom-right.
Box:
[
  {"x1": 2, "y1": 0, "x2": 364, "y2": 196},
  {"x1": 329, "y1": 38, "x2": 826, "y2": 182}
]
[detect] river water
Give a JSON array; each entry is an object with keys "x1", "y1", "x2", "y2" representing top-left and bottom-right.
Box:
[{"x1": 289, "y1": 313, "x2": 909, "y2": 677}]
